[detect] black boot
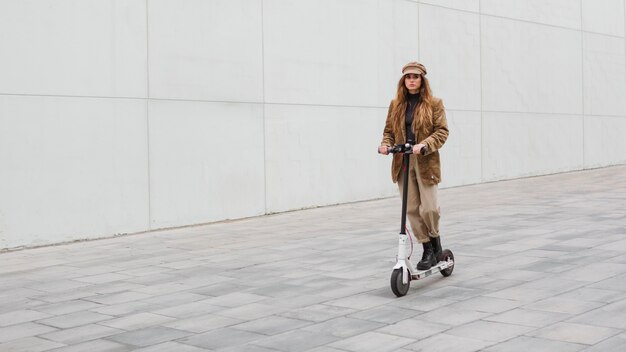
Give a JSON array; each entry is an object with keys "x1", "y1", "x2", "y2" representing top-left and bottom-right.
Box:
[
  {"x1": 431, "y1": 236, "x2": 442, "y2": 262},
  {"x1": 417, "y1": 241, "x2": 437, "y2": 270}
]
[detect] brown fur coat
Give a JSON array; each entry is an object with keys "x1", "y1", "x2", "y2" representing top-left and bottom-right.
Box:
[{"x1": 380, "y1": 97, "x2": 449, "y2": 184}]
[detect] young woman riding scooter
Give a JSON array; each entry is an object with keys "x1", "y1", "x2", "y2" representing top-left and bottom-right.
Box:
[{"x1": 378, "y1": 62, "x2": 449, "y2": 270}]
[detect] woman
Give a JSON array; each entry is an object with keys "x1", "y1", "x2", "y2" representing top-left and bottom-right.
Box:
[{"x1": 378, "y1": 62, "x2": 449, "y2": 270}]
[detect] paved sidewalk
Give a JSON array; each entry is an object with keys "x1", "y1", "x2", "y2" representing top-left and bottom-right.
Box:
[{"x1": 1, "y1": 165, "x2": 626, "y2": 352}]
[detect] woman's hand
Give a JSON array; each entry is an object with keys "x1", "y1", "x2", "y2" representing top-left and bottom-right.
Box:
[
  {"x1": 378, "y1": 145, "x2": 390, "y2": 155},
  {"x1": 413, "y1": 143, "x2": 427, "y2": 155}
]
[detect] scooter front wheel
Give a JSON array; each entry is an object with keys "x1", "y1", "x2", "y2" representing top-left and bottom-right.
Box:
[{"x1": 390, "y1": 268, "x2": 410, "y2": 297}]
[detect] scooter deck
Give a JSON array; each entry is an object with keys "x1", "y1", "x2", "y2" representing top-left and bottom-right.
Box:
[{"x1": 411, "y1": 259, "x2": 454, "y2": 280}]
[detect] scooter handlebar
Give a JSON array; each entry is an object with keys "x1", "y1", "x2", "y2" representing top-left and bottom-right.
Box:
[
  {"x1": 380, "y1": 142, "x2": 426, "y2": 155},
  {"x1": 388, "y1": 144, "x2": 412, "y2": 154}
]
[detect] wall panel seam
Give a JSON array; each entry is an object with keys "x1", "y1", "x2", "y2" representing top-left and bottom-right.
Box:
[
  {"x1": 581, "y1": 0, "x2": 585, "y2": 169},
  {"x1": 479, "y1": 0, "x2": 484, "y2": 183},
  {"x1": 261, "y1": 0, "x2": 268, "y2": 215},
  {"x1": 145, "y1": 0, "x2": 152, "y2": 229}
]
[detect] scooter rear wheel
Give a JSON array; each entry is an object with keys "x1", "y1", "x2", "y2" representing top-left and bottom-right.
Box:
[
  {"x1": 390, "y1": 268, "x2": 410, "y2": 297},
  {"x1": 440, "y1": 249, "x2": 454, "y2": 277}
]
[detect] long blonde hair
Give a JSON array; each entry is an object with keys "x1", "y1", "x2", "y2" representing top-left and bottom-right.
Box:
[{"x1": 391, "y1": 74, "x2": 434, "y2": 138}]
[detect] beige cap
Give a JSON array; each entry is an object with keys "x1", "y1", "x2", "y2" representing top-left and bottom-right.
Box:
[{"x1": 402, "y1": 62, "x2": 427, "y2": 76}]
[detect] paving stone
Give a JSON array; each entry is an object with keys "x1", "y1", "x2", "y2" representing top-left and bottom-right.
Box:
[
  {"x1": 523, "y1": 297, "x2": 603, "y2": 315},
  {"x1": 558, "y1": 263, "x2": 626, "y2": 283},
  {"x1": 485, "y1": 287, "x2": 555, "y2": 303},
  {"x1": 484, "y1": 308, "x2": 569, "y2": 328},
  {"x1": 568, "y1": 307, "x2": 626, "y2": 329},
  {"x1": 0, "y1": 322, "x2": 58, "y2": 343},
  {"x1": 47, "y1": 339, "x2": 130, "y2": 352},
  {"x1": 0, "y1": 309, "x2": 51, "y2": 327},
  {"x1": 37, "y1": 290, "x2": 97, "y2": 304},
  {"x1": 37, "y1": 311, "x2": 114, "y2": 329},
  {"x1": 82, "y1": 282, "x2": 146, "y2": 295},
  {"x1": 106, "y1": 326, "x2": 192, "y2": 347},
  {"x1": 178, "y1": 327, "x2": 265, "y2": 350},
  {"x1": 260, "y1": 294, "x2": 329, "y2": 309},
  {"x1": 305, "y1": 347, "x2": 349, "y2": 352},
  {"x1": 99, "y1": 312, "x2": 175, "y2": 330},
  {"x1": 377, "y1": 319, "x2": 450, "y2": 340},
  {"x1": 483, "y1": 336, "x2": 585, "y2": 352},
  {"x1": 217, "y1": 344, "x2": 284, "y2": 352},
  {"x1": 140, "y1": 292, "x2": 208, "y2": 306},
  {"x1": 447, "y1": 296, "x2": 521, "y2": 313},
  {"x1": 35, "y1": 300, "x2": 102, "y2": 315},
  {"x1": 388, "y1": 295, "x2": 455, "y2": 312},
  {"x1": 89, "y1": 300, "x2": 164, "y2": 316},
  {"x1": 131, "y1": 341, "x2": 209, "y2": 352},
  {"x1": 40, "y1": 324, "x2": 122, "y2": 345},
  {"x1": 404, "y1": 333, "x2": 495, "y2": 352},
  {"x1": 347, "y1": 305, "x2": 421, "y2": 324},
  {"x1": 250, "y1": 329, "x2": 338, "y2": 352},
  {"x1": 300, "y1": 316, "x2": 383, "y2": 338},
  {"x1": 204, "y1": 292, "x2": 268, "y2": 308},
  {"x1": 0, "y1": 336, "x2": 65, "y2": 352},
  {"x1": 582, "y1": 332, "x2": 626, "y2": 351},
  {"x1": 412, "y1": 306, "x2": 491, "y2": 326},
  {"x1": 215, "y1": 303, "x2": 287, "y2": 321},
  {"x1": 445, "y1": 320, "x2": 535, "y2": 342},
  {"x1": 588, "y1": 273, "x2": 626, "y2": 292},
  {"x1": 422, "y1": 286, "x2": 483, "y2": 300},
  {"x1": 149, "y1": 301, "x2": 222, "y2": 319},
  {"x1": 0, "y1": 297, "x2": 46, "y2": 314},
  {"x1": 328, "y1": 331, "x2": 414, "y2": 352},
  {"x1": 73, "y1": 273, "x2": 133, "y2": 284},
  {"x1": 528, "y1": 322, "x2": 621, "y2": 345},
  {"x1": 233, "y1": 316, "x2": 312, "y2": 336},
  {"x1": 25, "y1": 280, "x2": 92, "y2": 294},
  {"x1": 325, "y1": 294, "x2": 394, "y2": 310},
  {"x1": 163, "y1": 314, "x2": 242, "y2": 334},
  {"x1": 83, "y1": 292, "x2": 152, "y2": 305},
  {"x1": 278, "y1": 304, "x2": 356, "y2": 323},
  {"x1": 446, "y1": 272, "x2": 524, "y2": 292}
]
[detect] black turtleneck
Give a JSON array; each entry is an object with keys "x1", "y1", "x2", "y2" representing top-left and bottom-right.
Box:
[{"x1": 405, "y1": 93, "x2": 420, "y2": 143}]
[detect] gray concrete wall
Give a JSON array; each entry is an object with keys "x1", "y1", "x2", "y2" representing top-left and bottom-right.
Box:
[{"x1": 1, "y1": 0, "x2": 625, "y2": 249}]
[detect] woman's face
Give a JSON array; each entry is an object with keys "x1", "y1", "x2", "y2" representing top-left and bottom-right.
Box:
[{"x1": 404, "y1": 73, "x2": 421, "y2": 94}]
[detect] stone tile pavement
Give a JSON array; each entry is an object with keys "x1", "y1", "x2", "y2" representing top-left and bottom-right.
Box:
[{"x1": 1, "y1": 165, "x2": 626, "y2": 351}]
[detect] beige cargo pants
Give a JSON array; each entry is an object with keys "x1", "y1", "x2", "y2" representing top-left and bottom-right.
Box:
[{"x1": 397, "y1": 154, "x2": 440, "y2": 243}]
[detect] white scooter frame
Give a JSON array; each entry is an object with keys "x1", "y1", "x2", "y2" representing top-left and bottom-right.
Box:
[{"x1": 385, "y1": 142, "x2": 455, "y2": 297}]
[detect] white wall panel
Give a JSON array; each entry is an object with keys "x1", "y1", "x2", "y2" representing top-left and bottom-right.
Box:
[
  {"x1": 0, "y1": 0, "x2": 147, "y2": 98},
  {"x1": 148, "y1": 0, "x2": 263, "y2": 102},
  {"x1": 419, "y1": 0, "x2": 479, "y2": 13},
  {"x1": 263, "y1": 0, "x2": 398, "y2": 107},
  {"x1": 419, "y1": 5, "x2": 481, "y2": 111},
  {"x1": 387, "y1": 0, "x2": 420, "y2": 104},
  {"x1": 481, "y1": 16, "x2": 583, "y2": 114},
  {"x1": 439, "y1": 110, "x2": 482, "y2": 188},
  {"x1": 584, "y1": 116, "x2": 626, "y2": 168},
  {"x1": 481, "y1": 0, "x2": 581, "y2": 29},
  {"x1": 0, "y1": 96, "x2": 149, "y2": 248},
  {"x1": 148, "y1": 100, "x2": 265, "y2": 228},
  {"x1": 482, "y1": 112, "x2": 583, "y2": 181},
  {"x1": 265, "y1": 104, "x2": 394, "y2": 213},
  {"x1": 582, "y1": 0, "x2": 625, "y2": 36},
  {"x1": 583, "y1": 33, "x2": 626, "y2": 116}
]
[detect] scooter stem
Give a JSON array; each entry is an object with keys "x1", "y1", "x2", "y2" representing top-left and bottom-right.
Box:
[{"x1": 399, "y1": 151, "x2": 410, "y2": 235}]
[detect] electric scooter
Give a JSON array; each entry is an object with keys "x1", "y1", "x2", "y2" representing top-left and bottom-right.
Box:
[{"x1": 385, "y1": 141, "x2": 455, "y2": 297}]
